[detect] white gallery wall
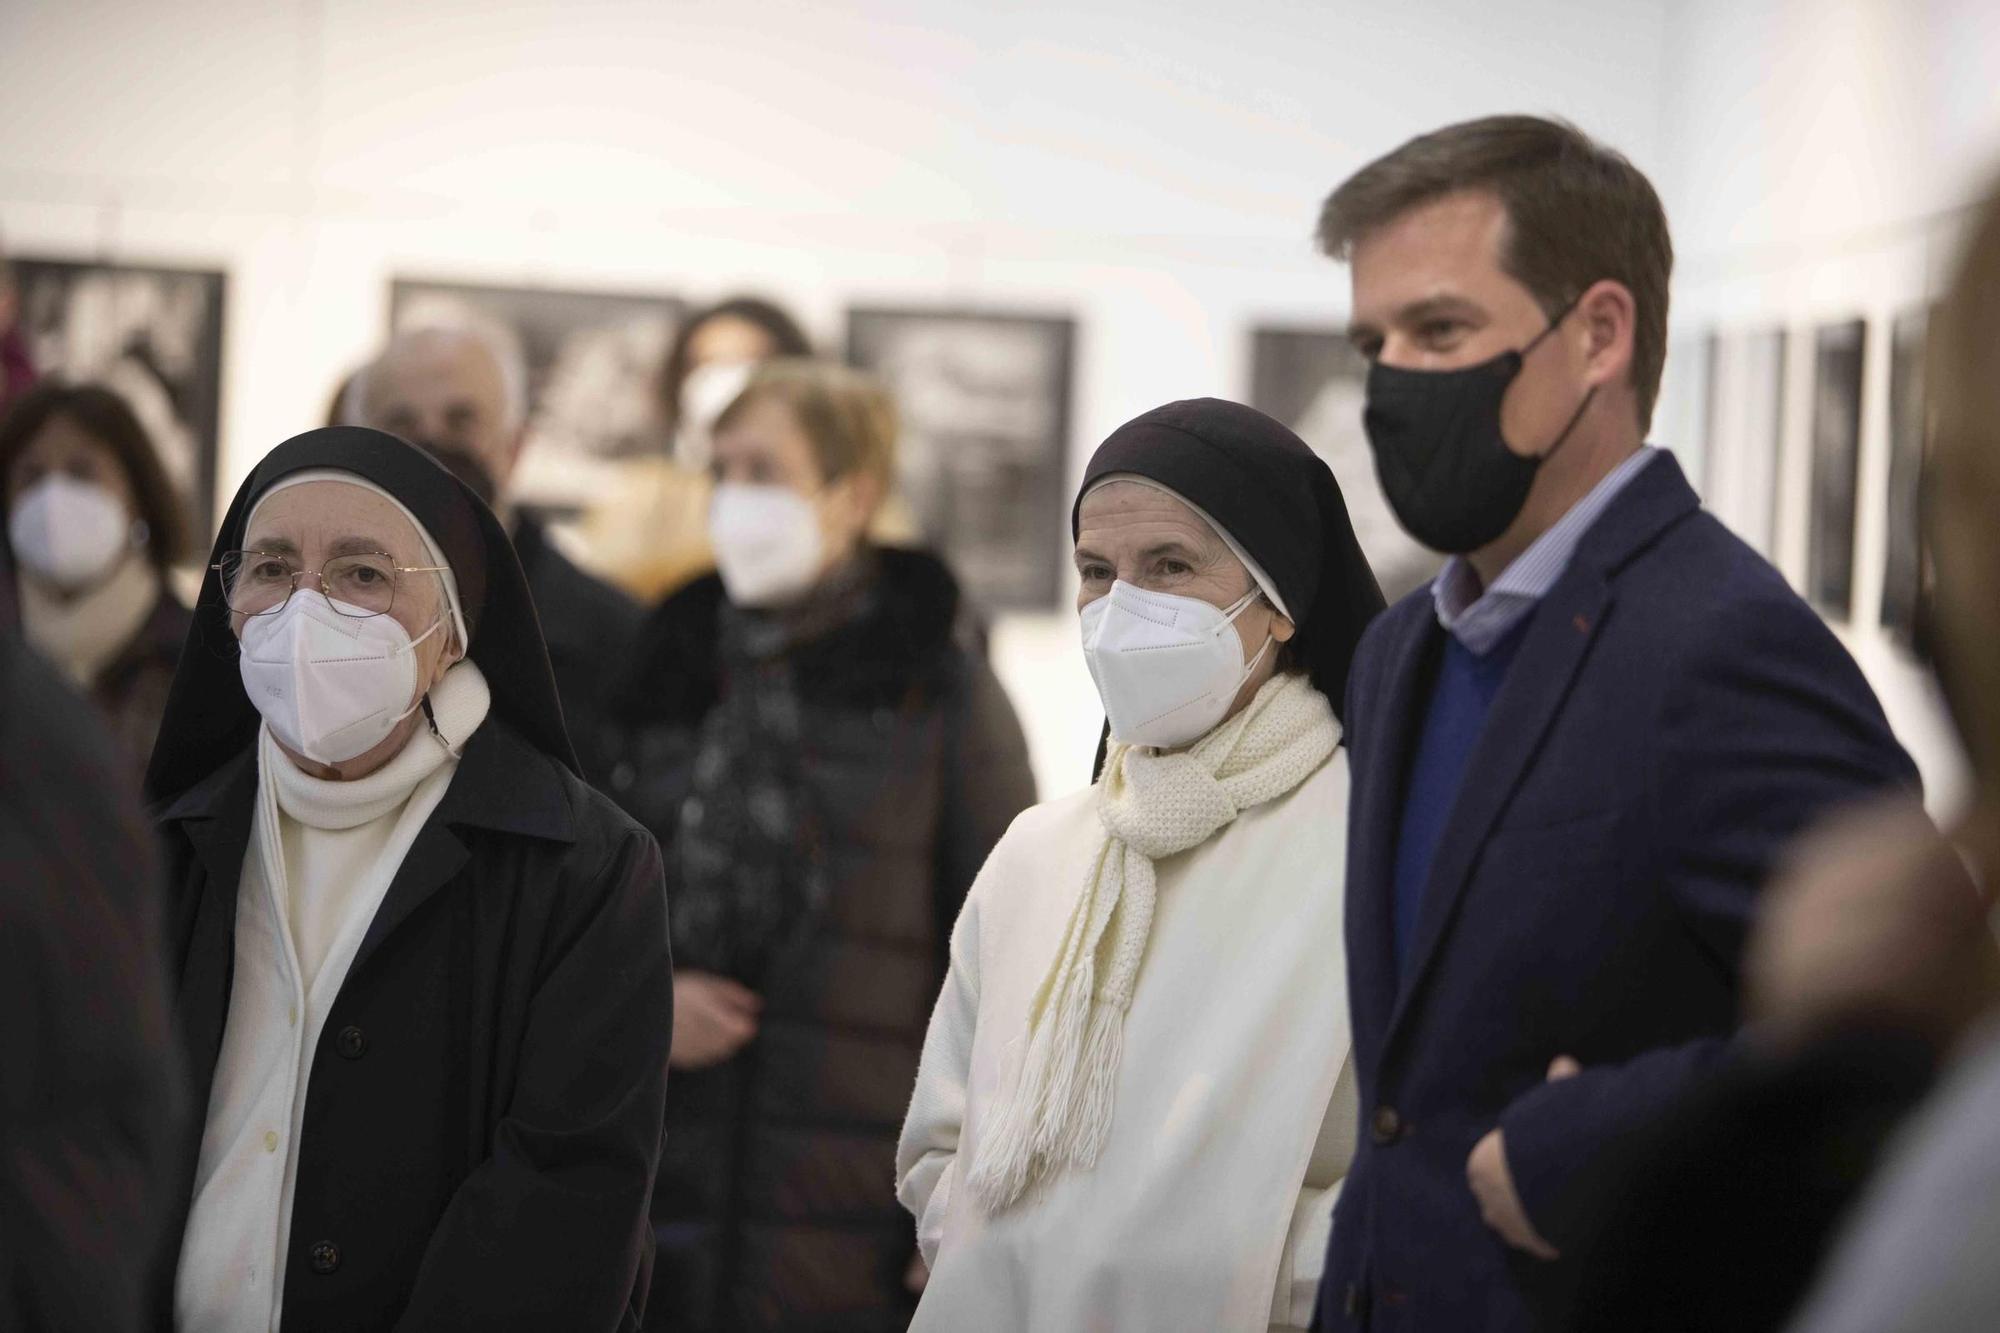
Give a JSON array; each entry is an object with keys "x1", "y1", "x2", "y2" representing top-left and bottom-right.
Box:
[
  {"x1": 0, "y1": 0, "x2": 1674, "y2": 796},
  {"x1": 4, "y1": 0, "x2": 1993, "y2": 807},
  {"x1": 9, "y1": 0, "x2": 1995, "y2": 810},
  {"x1": 1654, "y1": 0, "x2": 2000, "y2": 815}
]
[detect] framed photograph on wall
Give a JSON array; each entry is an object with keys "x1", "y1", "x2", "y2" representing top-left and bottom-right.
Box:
[
  {"x1": 1881, "y1": 308, "x2": 1930, "y2": 654},
  {"x1": 1754, "y1": 328, "x2": 1790, "y2": 560},
  {"x1": 1702, "y1": 327, "x2": 1787, "y2": 559},
  {"x1": 13, "y1": 256, "x2": 226, "y2": 538},
  {"x1": 845, "y1": 307, "x2": 1075, "y2": 612},
  {"x1": 1807, "y1": 319, "x2": 1867, "y2": 619},
  {"x1": 1246, "y1": 325, "x2": 1436, "y2": 600},
  {"x1": 389, "y1": 278, "x2": 686, "y2": 513}
]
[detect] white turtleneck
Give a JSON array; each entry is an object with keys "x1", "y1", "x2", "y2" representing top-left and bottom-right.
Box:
[{"x1": 176, "y1": 662, "x2": 491, "y2": 1333}]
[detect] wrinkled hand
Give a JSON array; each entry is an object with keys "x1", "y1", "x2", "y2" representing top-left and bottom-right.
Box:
[
  {"x1": 1467, "y1": 1056, "x2": 1579, "y2": 1261},
  {"x1": 1749, "y1": 797, "x2": 2000, "y2": 1049},
  {"x1": 670, "y1": 970, "x2": 762, "y2": 1070}
]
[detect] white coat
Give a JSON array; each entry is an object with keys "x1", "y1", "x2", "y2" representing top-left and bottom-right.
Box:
[{"x1": 897, "y1": 750, "x2": 1355, "y2": 1332}]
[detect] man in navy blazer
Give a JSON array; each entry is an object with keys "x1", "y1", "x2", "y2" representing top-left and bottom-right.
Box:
[{"x1": 1309, "y1": 116, "x2": 1919, "y2": 1330}]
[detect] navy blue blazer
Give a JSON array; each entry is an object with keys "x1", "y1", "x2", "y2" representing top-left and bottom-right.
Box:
[{"x1": 1315, "y1": 454, "x2": 1918, "y2": 1331}]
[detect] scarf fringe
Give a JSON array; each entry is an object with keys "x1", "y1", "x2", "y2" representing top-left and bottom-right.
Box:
[{"x1": 965, "y1": 672, "x2": 1338, "y2": 1217}]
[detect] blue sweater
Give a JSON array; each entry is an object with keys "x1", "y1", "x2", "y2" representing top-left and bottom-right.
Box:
[{"x1": 1391, "y1": 622, "x2": 1530, "y2": 979}]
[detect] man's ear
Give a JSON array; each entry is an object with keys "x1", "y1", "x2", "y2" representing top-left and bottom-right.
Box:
[{"x1": 1578, "y1": 278, "x2": 1637, "y2": 392}]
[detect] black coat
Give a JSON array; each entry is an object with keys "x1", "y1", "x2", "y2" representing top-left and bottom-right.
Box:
[
  {"x1": 155, "y1": 718, "x2": 675, "y2": 1332},
  {"x1": 513, "y1": 515, "x2": 643, "y2": 783},
  {"x1": 602, "y1": 549, "x2": 1035, "y2": 1333},
  {"x1": 1, "y1": 633, "x2": 185, "y2": 1333}
]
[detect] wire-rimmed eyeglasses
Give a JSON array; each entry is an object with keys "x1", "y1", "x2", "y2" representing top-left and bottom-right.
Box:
[{"x1": 213, "y1": 549, "x2": 450, "y2": 618}]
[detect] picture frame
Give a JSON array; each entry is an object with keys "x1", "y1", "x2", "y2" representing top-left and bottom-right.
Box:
[
  {"x1": 13, "y1": 256, "x2": 227, "y2": 538},
  {"x1": 388, "y1": 278, "x2": 687, "y2": 514},
  {"x1": 845, "y1": 306, "x2": 1076, "y2": 612}
]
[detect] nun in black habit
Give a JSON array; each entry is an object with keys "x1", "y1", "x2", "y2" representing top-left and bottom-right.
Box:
[
  {"x1": 895, "y1": 398, "x2": 1385, "y2": 1333},
  {"x1": 145, "y1": 428, "x2": 674, "y2": 1333}
]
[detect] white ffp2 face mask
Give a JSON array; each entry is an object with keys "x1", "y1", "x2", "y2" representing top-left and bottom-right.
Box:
[
  {"x1": 238, "y1": 591, "x2": 444, "y2": 764},
  {"x1": 9, "y1": 475, "x2": 133, "y2": 590},
  {"x1": 676, "y1": 361, "x2": 756, "y2": 471},
  {"x1": 1080, "y1": 581, "x2": 1273, "y2": 750},
  {"x1": 709, "y1": 481, "x2": 824, "y2": 608}
]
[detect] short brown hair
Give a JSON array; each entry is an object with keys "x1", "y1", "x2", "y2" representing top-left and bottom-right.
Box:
[
  {"x1": 1318, "y1": 115, "x2": 1674, "y2": 429},
  {"x1": 0, "y1": 381, "x2": 192, "y2": 571},
  {"x1": 715, "y1": 357, "x2": 897, "y2": 488}
]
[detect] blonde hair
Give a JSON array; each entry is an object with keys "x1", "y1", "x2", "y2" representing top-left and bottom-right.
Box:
[{"x1": 714, "y1": 357, "x2": 898, "y2": 489}]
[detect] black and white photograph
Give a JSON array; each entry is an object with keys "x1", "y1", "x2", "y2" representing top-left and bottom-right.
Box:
[
  {"x1": 1751, "y1": 328, "x2": 1790, "y2": 559},
  {"x1": 1882, "y1": 308, "x2": 1930, "y2": 652},
  {"x1": 1247, "y1": 325, "x2": 1436, "y2": 599},
  {"x1": 1701, "y1": 327, "x2": 1790, "y2": 560},
  {"x1": 389, "y1": 278, "x2": 686, "y2": 511},
  {"x1": 12, "y1": 256, "x2": 226, "y2": 534},
  {"x1": 846, "y1": 306, "x2": 1075, "y2": 612},
  {"x1": 1807, "y1": 318, "x2": 1866, "y2": 619}
]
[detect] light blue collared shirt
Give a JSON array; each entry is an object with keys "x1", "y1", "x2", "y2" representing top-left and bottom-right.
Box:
[{"x1": 1431, "y1": 446, "x2": 1661, "y2": 656}]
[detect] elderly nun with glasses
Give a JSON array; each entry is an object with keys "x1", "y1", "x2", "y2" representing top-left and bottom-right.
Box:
[
  {"x1": 896, "y1": 399, "x2": 1387, "y2": 1332},
  {"x1": 144, "y1": 427, "x2": 674, "y2": 1332}
]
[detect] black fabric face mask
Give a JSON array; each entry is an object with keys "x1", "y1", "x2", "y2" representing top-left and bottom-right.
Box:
[{"x1": 1362, "y1": 302, "x2": 1593, "y2": 555}]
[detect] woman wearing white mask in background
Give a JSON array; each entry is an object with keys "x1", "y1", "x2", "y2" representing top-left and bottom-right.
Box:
[
  {"x1": 144, "y1": 427, "x2": 673, "y2": 1332},
  {"x1": 601, "y1": 358, "x2": 1035, "y2": 1333},
  {"x1": 897, "y1": 398, "x2": 1387, "y2": 1332},
  {"x1": 578, "y1": 295, "x2": 814, "y2": 604},
  {"x1": 0, "y1": 382, "x2": 193, "y2": 773}
]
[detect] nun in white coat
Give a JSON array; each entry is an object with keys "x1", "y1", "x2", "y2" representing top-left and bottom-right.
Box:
[{"x1": 897, "y1": 398, "x2": 1388, "y2": 1332}]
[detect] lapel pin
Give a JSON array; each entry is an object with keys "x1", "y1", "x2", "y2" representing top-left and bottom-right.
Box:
[{"x1": 1573, "y1": 613, "x2": 1592, "y2": 635}]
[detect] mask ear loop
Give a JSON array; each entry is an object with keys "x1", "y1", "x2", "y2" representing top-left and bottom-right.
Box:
[
  {"x1": 1516, "y1": 292, "x2": 1599, "y2": 465},
  {"x1": 1221, "y1": 588, "x2": 1279, "y2": 686},
  {"x1": 401, "y1": 610, "x2": 463, "y2": 756}
]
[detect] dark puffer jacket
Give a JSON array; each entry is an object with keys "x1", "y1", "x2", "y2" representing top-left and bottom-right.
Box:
[{"x1": 601, "y1": 547, "x2": 1035, "y2": 1333}]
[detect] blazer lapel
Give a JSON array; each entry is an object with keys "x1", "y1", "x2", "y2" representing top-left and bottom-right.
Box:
[
  {"x1": 1348, "y1": 601, "x2": 1445, "y2": 1046},
  {"x1": 1382, "y1": 570, "x2": 1612, "y2": 1052},
  {"x1": 1375, "y1": 451, "x2": 1703, "y2": 1055}
]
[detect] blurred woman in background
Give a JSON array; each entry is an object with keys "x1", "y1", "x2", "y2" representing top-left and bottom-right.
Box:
[
  {"x1": 602, "y1": 358, "x2": 1036, "y2": 1333},
  {"x1": 1, "y1": 382, "x2": 191, "y2": 773},
  {"x1": 580, "y1": 295, "x2": 813, "y2": 602},
  {"x1": 659, "y1": 295, "x2": 814, "y2": 471}
]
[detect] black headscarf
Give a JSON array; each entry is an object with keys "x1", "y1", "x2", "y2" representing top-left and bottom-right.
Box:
[
  {"x1": 144, "y1": 426, "x2": 578, "y2": 806},
  {"x1": 1072, "y1": 397, "x2": 1386, "y2": 727}
]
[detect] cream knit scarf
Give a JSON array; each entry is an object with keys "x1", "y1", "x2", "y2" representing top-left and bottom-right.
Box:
[{"x1": 965, "y1": 670, "x2": 1341, "y2": 1214}]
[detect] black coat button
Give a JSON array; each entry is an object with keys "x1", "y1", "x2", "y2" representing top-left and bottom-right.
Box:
[
  {"x1": 1370, "y1": 1105, "x2": 1404, "y2": 1146},
  {"x1": 309, "y1": 1240, "x2": 341, "y2": 1274},
  {"x1": 336, "y1": 1026, "x2": 367, "y2": 1060}
]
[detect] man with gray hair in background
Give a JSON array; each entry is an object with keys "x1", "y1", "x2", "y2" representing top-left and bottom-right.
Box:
[{"x1": 346, "y1": 322, "x2": 641, "y2": 782}]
